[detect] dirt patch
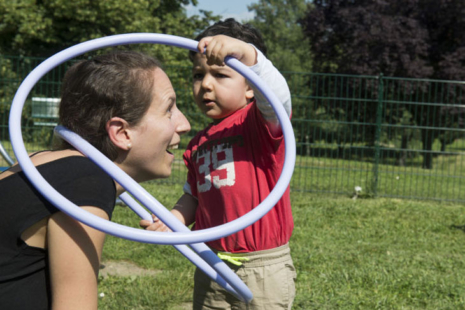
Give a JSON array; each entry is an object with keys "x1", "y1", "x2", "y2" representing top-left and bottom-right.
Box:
[
  {"x1": 168, "y1": 303, "x2": 192, "y2": 310},
  {"x1": 99, "y1": 261, "x2": 161, "y2": 278},
  {"x1": 99, "y1": 261, "x2": 193, "y2": 309}
]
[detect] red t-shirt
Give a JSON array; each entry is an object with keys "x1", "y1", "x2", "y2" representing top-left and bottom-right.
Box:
[{"x1": 183, "y1": 101, "x2": 293, "y2": 253}]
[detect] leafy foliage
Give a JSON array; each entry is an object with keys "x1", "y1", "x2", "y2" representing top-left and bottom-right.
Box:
[
  {"x1": 0, "y1": 0, "x2": 220, "y2": 140},
  {"x1": 0, "y1": 0, "x2": 220, "y2": 64},
  {"x1": 246, "y1": 0, "x2": 313, "y2": 73},
  {"x1": 300, "y1": 0, "x2": 465, "y2": 169},
  {"x1": 300, "y1": 0, "x2": 465, "y2": 80}
]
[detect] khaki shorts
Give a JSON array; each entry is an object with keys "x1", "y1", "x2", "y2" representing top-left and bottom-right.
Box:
[{"x1": 193, "y1": 243, "x2": 296, "y2": 310}]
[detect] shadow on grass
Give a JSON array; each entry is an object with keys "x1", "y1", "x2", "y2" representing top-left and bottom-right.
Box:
[
  {"x1": 451, "y1": 224, "x2": 465, "y2": 233},
  {"x1": 297, "y1": 144, "x2": 464, "y2": 169}
]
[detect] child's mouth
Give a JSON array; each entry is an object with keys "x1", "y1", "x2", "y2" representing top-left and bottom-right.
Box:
[{"x1": 203, "y1": 99, "x2": 215, "y2": 106}]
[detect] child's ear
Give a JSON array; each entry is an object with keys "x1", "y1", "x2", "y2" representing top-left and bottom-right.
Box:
[
  {"x1": 106, "y1": 117, "x2": 132, "y2": 151},
  {"x1": 245, "y1": 85, "x2": 254, "y2": 101}
]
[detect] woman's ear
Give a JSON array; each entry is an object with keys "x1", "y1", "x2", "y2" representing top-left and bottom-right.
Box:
[{"x1": 106, "y1": 117, "x2": 132, "y2": 151}]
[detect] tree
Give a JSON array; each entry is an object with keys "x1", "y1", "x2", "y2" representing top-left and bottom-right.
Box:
[
  {"x1": 0, "y1": 0, "x2": 219, "y2": 64},
  {"x1": 246, "y1": 0, "x2": 313, "y2": 73},
  {"x1": 0, "y1": 0, "x2": 220, "y2": 140},
  {"x1": 300, "y1": 0, "x2": 465, "y2": 169}
]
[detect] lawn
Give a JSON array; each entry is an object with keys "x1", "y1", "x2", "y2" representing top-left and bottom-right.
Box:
[
  {"x1": 98, "y1": 182, "x2": 465, "y2": 310},
  {"x1": 1, "y1": 138, "x2": 464, "y2": 309}
]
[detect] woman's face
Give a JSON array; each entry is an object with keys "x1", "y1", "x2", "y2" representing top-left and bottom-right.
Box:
[{"x1": 127, "y1": 68, "x2": 190, "y2": 182}]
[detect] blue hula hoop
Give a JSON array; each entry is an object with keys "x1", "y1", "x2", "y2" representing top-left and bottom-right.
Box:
[{"x1": 9, "y1": 33, "x2": 296, "y2": 303}]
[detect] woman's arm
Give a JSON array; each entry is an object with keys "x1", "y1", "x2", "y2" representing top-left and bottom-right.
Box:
[{"x1": 47, "y1": 206, "x2": 108, "y2": 310}]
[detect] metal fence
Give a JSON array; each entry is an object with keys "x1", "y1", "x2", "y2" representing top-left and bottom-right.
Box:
[{"x1": 1, "y1": 55, "x2": 464, "y2": 202}]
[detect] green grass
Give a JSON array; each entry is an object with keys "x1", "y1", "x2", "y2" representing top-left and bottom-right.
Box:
[
  {"x1": 2, "y1": 135, "x2": 464, "y2": 308},
  {"x1": 291, "y1": 151, "x2": 464, "y2": 202},
  {"x1": 99, "y1": 183, "x2": 465, "y2": 309},
  {"x1": 2, "y1": 135, "x2": 463, "y2": 202},
  {"x1": 291, "y1": 195, "x2": 465, "y2": 309}
]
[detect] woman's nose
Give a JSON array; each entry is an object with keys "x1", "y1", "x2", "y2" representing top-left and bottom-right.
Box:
[{"x1": 175, "y1": 109, "x2": 191, "y2": 135}]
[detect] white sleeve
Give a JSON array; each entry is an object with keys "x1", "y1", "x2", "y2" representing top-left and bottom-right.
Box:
[
  {"x1": 248, "y1": 45, "x2": 292, "y2": 122},
  {"x1": 183, "y1": 181, "x2": 192, "y2": 195}
]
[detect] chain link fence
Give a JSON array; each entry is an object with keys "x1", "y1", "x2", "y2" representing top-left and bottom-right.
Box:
[{"x1": 1, "y1": 55, "x2": 464, "y2": 202}]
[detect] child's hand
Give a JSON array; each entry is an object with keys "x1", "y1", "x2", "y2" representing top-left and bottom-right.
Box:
[
  {"x1": 198, "y1": 35, "x2": 257, "y2": 67},
  {"x1": 139, "y1": 214, "x2": 172, "y2": 232}
]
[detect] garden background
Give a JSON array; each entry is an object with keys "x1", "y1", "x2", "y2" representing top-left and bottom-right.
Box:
[{"x1": 1, "y1": 1, "x2": 464, "y2": 309}]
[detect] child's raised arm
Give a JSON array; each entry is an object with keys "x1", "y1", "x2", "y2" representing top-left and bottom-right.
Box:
[{"x1": 248, "y1": 47, "x2": 292, "y2": 127}]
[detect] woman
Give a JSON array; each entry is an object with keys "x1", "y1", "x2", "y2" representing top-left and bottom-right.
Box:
[{"x1": 0, "y1": 50, "x2": 190, "y2": 309}]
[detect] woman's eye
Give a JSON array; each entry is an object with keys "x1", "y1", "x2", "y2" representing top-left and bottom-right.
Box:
[{"x1": 167, "y1": 103, "x2": 175, "y2": 117}]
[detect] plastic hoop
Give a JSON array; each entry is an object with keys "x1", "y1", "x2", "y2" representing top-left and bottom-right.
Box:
[{"x1": 9, "y1": 33, "x2": 296, "y2": 302}]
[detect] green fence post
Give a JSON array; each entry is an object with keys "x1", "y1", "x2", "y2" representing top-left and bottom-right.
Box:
[{"x1": 372, "y1": 73, "x2": 384, "y2": 196}]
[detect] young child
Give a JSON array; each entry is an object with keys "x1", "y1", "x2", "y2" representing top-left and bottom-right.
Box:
[{"x1": 142, "y1": 18, "x2": 295, "y2": 309}]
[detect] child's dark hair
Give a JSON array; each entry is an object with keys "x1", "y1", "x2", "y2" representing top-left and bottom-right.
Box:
[
  {"x1": 189, "y1": 18, "x2": 267, "y2": 61},
  {"x1": 58, "y1": 50, "x2": 161, "y2": 160}
]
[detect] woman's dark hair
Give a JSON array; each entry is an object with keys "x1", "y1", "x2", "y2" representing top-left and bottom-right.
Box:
[
  {"x1": 189, "y1": 18, "x2": 267, "y2": 61},
  {"x1": 58, "y1": 50, "x2": 161, "y2": 160}
]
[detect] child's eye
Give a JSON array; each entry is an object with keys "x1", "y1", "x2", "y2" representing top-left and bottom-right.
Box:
[
  {"x1": 193, "y1": 73, "x2": 204, "y2": 80},
  {"x1": 215, "y1": 73, "x2": 228, "y2": 78}
]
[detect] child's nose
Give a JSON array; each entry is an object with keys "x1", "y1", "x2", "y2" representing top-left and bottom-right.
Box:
[{"x1": 201, "y1": 74, "x2": 213, "y2": 90}]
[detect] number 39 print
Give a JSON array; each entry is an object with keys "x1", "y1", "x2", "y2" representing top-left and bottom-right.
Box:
[{"x1": 197, "y1": 144, "x2": 236, "y2": 192}]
